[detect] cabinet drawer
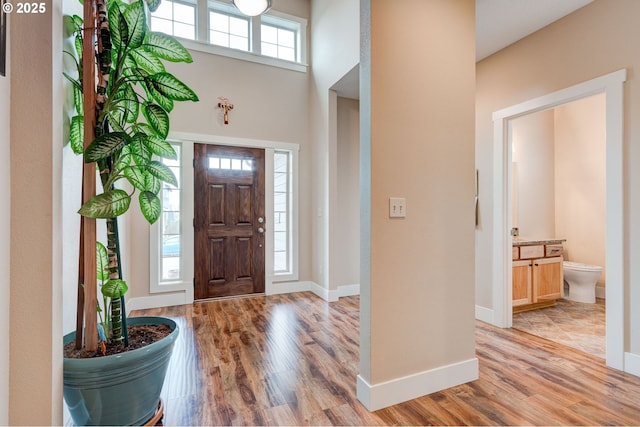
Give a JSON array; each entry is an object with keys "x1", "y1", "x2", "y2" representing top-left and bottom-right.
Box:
[
  {"x1": 519, "y1": 245, "x2": 544, "y2": 259},
  {"x1": 512, "y1": 246, "x2": 519, "y2": 260},
  {"x1": 545, "y1": 244, "x2": 563, "y2": 257}
]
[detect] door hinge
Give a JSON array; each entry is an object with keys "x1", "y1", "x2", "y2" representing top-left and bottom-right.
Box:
[
  {"x1": 193, "y1": 218, "x2": 195, "y2": 227},
  {"x1": 193, "y1": 158, "x2": 195, "y2": 168},
  {"x1": 193, "y1": 278, "x2": 195, "y2": 288}
]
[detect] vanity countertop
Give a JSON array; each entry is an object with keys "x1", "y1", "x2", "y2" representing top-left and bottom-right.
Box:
[{"x1": 512, "y1": 237, "x2": 566, "y2": 246}]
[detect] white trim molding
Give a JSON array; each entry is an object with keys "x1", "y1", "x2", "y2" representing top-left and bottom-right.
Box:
[
  {"x1": 475, "y1": 305, "x2": 494, "y2": 324},
  {"x1": 267, "y1": 280, "x2": 359, "y2": 302},
  {"x1": 490, "y1": 69, "x2": 627, "y2": 371},
  {"x1": 356, "y1": 358, "x2": 479, "y2": 411},
  {"x1": 624, "y1": 352, "x2": 640, "y2": 377},
  {"x1": 127, "y1": 289, "x2": 192, "y2": 313},
  {"x1": 338, "y1": 284, "x2": 360, "y2": 298}
]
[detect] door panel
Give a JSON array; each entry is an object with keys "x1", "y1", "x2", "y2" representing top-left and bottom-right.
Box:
[
  {"x1": 533, "y1": 256, "x2": 563, "y2": 302},
  {"x1": 512, "y1": 260, "x2": 532, "y2": 307},
  {"x1": 194, "y1": 144, "x2": 265, "y2": 300}
]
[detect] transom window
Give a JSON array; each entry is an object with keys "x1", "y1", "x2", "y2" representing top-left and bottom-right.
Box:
[
  {"x1": 150, "y1": 0, "x2": 196, "y2": 40},
  {"x1": 261, "y1": 24, "x2": 295, "y2": 61},
  {"x1": 148, "y1": 0, "x2": 307, "y2": 67},
  {"x1": 209, "y1": 10, "x2": 250, "y2": 50},
  {"x1": 208, "y1": 156, "x2": 254, "y2": 171}
]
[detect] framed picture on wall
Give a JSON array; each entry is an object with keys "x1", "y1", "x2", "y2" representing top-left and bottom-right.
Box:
[{"x1": 0, "y1": 2, "x2": 6, "y2": 77}]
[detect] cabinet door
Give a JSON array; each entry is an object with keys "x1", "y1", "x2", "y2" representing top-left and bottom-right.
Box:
[
  {"x1": 513, "y1": 260, "x2": 532, "y2": 307},
  {"x1": 533, "y1": 256, "x2": 563, "y2": 302}
]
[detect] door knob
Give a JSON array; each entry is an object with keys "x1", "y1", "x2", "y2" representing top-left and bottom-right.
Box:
[{"x1": 258, "y1": 217, "x2": 264, "y2": 223}]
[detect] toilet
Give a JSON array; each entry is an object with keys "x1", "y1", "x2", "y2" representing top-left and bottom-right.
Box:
[{"x1": 563, "y1": 261, "x2": 603, "y2": 303}]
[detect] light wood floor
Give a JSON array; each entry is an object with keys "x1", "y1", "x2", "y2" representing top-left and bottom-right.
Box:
[{"x1": 132, "y1": 292, "x2": 640, "y2": 426}]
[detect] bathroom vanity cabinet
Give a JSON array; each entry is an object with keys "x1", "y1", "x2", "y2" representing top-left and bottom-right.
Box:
[{"x1": 512, "y1": 239, "x2": 565, "y2": 313}]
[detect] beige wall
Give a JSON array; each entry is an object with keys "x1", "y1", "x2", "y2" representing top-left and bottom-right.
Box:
[
  {"x1": 362, "y1": 0, "x2": 476, "y2": 389},
  {"x1": 9, "y1": 3, "x2": 64, "y2": 424},
  {"x1": 512, "y1": 110, "x2": 556, "y2": 238},
  {"x1": 310, "y1": 0, "x2": 360, "y2": 291},
  {"x1": 555, "y1": 94, "x2": 606, "y2": 285},
  {"x1": 476, "y1": 0, "x2": 640, "y2": 352},
  {"x1": 335, "y1": 97, "x2": 360, "y2": 287},
  {"x1": 0, "y1": 11, "x2": 10, "y2": 425}
]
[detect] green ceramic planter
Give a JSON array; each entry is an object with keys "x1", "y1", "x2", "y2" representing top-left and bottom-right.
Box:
[{"x1": 63, "y1": 316, "x2": 179, "y2": 426}]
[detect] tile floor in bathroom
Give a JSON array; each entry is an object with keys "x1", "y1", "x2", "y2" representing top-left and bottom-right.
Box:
[{"x1": 512, "y1": 298, "x2": 605, "y2": 358}]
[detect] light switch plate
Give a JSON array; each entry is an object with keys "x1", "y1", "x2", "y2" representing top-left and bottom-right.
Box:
[{"x1": 389, "y1": 197, "x2": 406, "y2": 218}]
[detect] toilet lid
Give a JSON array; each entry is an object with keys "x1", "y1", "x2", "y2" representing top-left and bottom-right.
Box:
[{"x1": 563, "y1": 261, "x2": 602, "y2": 272}]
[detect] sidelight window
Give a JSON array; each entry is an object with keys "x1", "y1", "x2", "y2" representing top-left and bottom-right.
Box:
[
  {"x1": 273, "y1": 151, "x2": 291, "y2": 274},
  {"x1": 160, "y1": 144, "x2": 182, "y2": 281}
]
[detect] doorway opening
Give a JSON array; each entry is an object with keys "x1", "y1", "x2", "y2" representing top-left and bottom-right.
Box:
[
  {"x1": 509, "y1": 95, "x2": 606, "y2": 358},
  {"x1": 490, "y1": 69, "x2": 626, "y2": 370}
]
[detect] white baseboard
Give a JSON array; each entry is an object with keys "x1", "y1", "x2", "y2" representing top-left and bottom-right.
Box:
[
  {"x1": 267, "y1": 280, "x2": 312, "y2": 295},
  {"x1": 624, "y1": 352, "x2": 640, "y2": 377},
  {"x1": 475, "y1": 305, "x2": 494, "y2": 323},
  {"x1": 338, "y1": 284, "x2": 360, "y2": 297},
  {"x1": 268, "y1": 281, "x2": 359, "y2": 302},
  {"x1": 127, "y1": 291, "x2": 188, "y2": 313},
  {"x1": 129, "y1": 281, "x2": 360, "y2": 313},
  {"x1": 596, "y1": 286, "x2": 606, "y2": 299},
  {"x1": 356, "y1": 357, "x2": 479, "y2": 411}
]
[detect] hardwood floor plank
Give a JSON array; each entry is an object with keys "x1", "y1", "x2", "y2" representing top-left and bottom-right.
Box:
[{"x1": 129, "y1": 292, "x2": 640, "y2": 426}]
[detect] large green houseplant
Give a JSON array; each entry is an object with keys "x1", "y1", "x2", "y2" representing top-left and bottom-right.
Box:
[{"x1": 63, "y1": 0, "x2": 198, "y2": 424}]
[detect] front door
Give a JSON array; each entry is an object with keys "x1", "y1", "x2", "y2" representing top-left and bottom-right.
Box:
[{"x1": 194, "y1": 144, "x2": 265, "y2": 299}]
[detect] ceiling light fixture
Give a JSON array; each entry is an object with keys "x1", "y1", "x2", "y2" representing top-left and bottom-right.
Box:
[{"x1": 232, "y1": 0, "x2": 272, "y2": 16}]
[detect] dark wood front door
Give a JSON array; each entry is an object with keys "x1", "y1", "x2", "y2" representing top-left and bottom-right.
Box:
[{"x1": 194, "y1": 144, "x2": 265, "y2": 300}]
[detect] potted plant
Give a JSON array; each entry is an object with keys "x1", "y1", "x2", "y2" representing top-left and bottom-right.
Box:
[{"x1": 63, "y1": 0, "x2": 198, "y2": 424}]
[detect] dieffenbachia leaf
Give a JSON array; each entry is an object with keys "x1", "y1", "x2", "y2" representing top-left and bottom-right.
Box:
[
  {"x1": 108, "y1": 1, "x2": 125, "y2": 51},
  {"x1": 115, "y1": 83, "x2": 140, "y2": 124},
  {"x1": 96, "y1": 241, "x2": 110, "y2": 282},
  {"x1": 143, "y1": 79, "x2": 174, "y2": 112},
  {"x1": 143, "y1": 32, "x2": 193, "y2": 63},
  {"x1": 144, "y1": 0, "x2": 161, "y2": 12},
  {"x1": 73, "y1": 84, "x2": 83, "y2": 115},
  {"x1": 145, "y1": 136, "x2": 177, "y2": 159},
  {"x1": 143, "y1": 103, "x2": 170, "y2": 139},
  {"x1": 130, "y1": 48, "x2": 165, "y2": 74},
  {"x1": 101, "y1": 279, "x2": 129, "y2": 298},
  {"x1": 78, "y1": 189, "x2": 131, "y2": 218},
  {"x1": 144, "y1": 170, "x2": 161, "y2": 194},
  {"x1": 139, "y1": 191, "x2": 162, "y2": 224},
  {"x1": 130, "y1": 133, "x2": 152, "y2": 165},
  {"x1": 70, "y1": 115, "x2": 84, "y2": 155},
  {"x1": 124, "y1": 166, "x2": 146, "y2": 191},
  {"x1": 146, "y1": 160, "x2": 178, "y2": 187},
  {"x1": 123, "y1": 0, "x2": 146, "y2": 49},
  {"x1": 84, "y1": 132, "x2": 129, "y2": 163},
  {"x1": 145, "y1": 72, "x2": 199, "y2": 102}
]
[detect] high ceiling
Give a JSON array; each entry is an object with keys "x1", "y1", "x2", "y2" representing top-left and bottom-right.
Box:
[
  {"x1": 476, "y1": 0, "x2": 593, "y2": 61},
  {"x1": 332, "y1": 0, "x2": 594, "y2": 99}
]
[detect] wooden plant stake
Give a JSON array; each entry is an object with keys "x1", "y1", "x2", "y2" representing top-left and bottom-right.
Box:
[{"x1": 79, "y1": 0, "x2": 98, "y2": 352}]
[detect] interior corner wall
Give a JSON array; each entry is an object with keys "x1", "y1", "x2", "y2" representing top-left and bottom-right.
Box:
[
  {"x1": 334, "y1": 97, "x2": 360, "y2": 288},
  {"x1": 475, "y1": 0, "x2": 640, "y2": 355},
  {"x1": 9, "y1": 4, "x2": 63, "y2": 424},
  {"x1": 0, "y1": 11, "x2": 11, "y2": 426},
  {"x1": 554, "y1": 94, "x2": 606, "y2": 285},
  {"x1": 359, "y1": 0, "x2": 477, "y2": 410},
  {"x1": 310, "y1": 0, "x2": 359, "y2": 291},
  {"x1": 511, "y1": 110, "x2": 556, "y2": 238}
]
